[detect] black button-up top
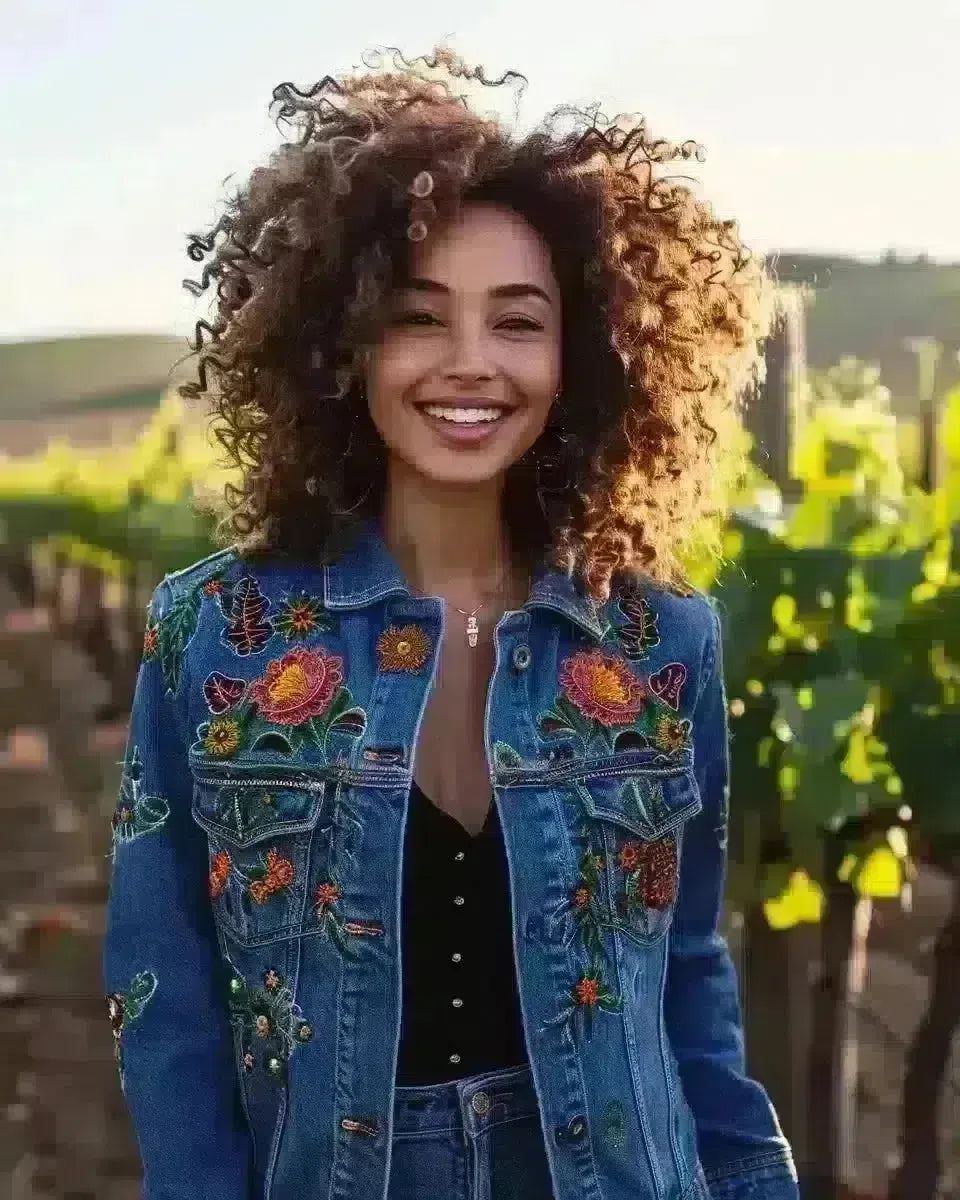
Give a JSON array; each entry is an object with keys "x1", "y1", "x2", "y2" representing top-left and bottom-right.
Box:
[{"x1": 395, "y1": 780, "x2": 529, "y2": 1086}]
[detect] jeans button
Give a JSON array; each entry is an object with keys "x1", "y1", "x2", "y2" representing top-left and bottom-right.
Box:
[
  {"x1": 471, "y1": 1091, "x2": 491, "y2": 1116},
  {"x1": 511, "y1": 644, "x2": 532, "y2": 671}
]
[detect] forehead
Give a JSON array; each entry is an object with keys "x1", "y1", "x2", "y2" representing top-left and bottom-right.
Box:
[{"x1": 405, "y1": 203, "x2": 558, "y2": 294}]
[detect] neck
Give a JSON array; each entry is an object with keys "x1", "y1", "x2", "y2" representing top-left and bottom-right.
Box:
[{"x1": 380, "y1": 459, "x2": 518, "y2": 610}]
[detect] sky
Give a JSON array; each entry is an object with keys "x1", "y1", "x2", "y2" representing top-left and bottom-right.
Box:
[{"x1": 3, "y1": 0, "x2": 957, "y2": 343}]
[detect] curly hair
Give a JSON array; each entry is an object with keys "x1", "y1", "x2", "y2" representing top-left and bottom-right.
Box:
[{"x1": 178, "y1": 45, "x2": 777, "y2": 603}]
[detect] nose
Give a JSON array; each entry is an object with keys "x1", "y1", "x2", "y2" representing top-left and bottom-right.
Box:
[{"x1": 441, "y1": 319, "x2": 496, "y2": 384}]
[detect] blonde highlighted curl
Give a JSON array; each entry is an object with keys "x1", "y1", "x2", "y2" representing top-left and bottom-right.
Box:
[{"x1": 179, "y1": 45, "x2": 777, "y2": 603}]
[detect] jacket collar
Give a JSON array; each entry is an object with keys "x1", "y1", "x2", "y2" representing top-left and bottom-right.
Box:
[{"x1": 322, "y1": 518, "x2": 604, "y2": 641}]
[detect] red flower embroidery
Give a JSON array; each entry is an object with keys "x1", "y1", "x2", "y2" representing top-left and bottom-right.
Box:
[
  {"x1": 558, "y1": 651, "x2": 645, "y2": 727},
  {"x1": 203, "y1": 578, "x2": 224, "y2": 596},
  {"x1": 314, "y1": 881, "x2": 340, "y2": 914},
  {"x1": 142, "y1": 624, "x2": 159, "y2": 659},
  {"x1": 622, "y1": 839, "x2": 678, "y2": 910},
  {"x1": 573, "y1": 886, "x2": 591, "y2": 910},
  {"x1": 618, "y1": 842, "x2": 643, "y2": 873},
  {"x1": 574, "y1": 976, "x2": 601, "y2": 1007},
  {"x1": 209, "y1": 850, "x2": 231, "y2": 899},
  {"x1": 248, "y1": 646, "x2": 344, "y2": 726}
]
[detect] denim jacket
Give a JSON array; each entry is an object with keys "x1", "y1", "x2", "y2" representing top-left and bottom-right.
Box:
[{"x1": 103, "y1": 519, "x2": 798, "y2": 1200}]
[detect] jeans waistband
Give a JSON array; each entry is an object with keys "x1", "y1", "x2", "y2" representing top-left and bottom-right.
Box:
[{"x1": 392, "y1": 1063, "x2": 538, "y2": 1139}]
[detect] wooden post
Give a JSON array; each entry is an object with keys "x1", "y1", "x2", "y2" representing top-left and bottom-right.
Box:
[{"x1": 745, "y1": 284, "x2": 809, "y2": 497}]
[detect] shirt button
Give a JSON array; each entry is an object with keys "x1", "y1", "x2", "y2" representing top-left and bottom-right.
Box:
[
  {"x1": 454, "y1": 851, "x2": 465, "y2": 862},
  {"x1": 452, "y1": 998, "x2": 463, "y2": 1008},
  {"x1": 511, "y1": 644, "x2": 532, "y2": 671},
  {"x1": 451, "y1": 952, "x2": 462, "y2": 963},
  {"x1": 453, "y1": 896, "x2": 465, "y2": 906},
  {"x1": 449, "y1": 1053, "x2": 461, "y2": 1064}
]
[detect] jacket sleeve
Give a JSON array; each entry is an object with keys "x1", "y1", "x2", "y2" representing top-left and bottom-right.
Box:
[
  {"x1": 102, "y1": 577, "x2": 254, "y2": 1199},
  {"x1": 664, "y1": 602, "x2": 799, "y2": 1198}
]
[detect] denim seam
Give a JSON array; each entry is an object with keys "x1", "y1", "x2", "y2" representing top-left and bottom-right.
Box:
[{"x1": 703, "y1": 1145, "x2": 796, "y2": 1181}]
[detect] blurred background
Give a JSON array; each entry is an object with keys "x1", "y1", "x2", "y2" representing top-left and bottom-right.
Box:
[{"x1": 1, "y1": 3, "x2": 959, "y2": 1198}]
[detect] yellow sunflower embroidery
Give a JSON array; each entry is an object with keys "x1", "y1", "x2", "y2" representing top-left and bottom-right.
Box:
[
  {"x1": 205, "y1": 718, "x2": 240, "y2": 757},
  {"x1": 376, "y1": 624, "x2": 431, "y2": 673}
]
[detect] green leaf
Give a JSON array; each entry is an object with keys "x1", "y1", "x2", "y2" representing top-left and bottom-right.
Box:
[{"x1": 157, "y1": 585, "x2": 203, "y2": 693}]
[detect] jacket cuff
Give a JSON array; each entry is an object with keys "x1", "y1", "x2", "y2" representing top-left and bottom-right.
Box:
[{"x1": 704, "y1": 1150, "x2": 799, "y2": 1199}]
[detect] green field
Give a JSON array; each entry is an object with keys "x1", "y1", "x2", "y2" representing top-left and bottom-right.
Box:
[{"x1": 1, "y1": 252, "x2": 958, "y2": 423}]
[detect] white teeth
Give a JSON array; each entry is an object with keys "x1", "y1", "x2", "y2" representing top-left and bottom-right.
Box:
[{"x1": 421, "y1": 405, "x2": 505, "y2": 424}]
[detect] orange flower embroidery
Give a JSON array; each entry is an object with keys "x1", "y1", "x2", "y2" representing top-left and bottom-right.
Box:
[
  {"x1": 209, "y1": 850, "x2": 231, "y2": 899},
  {"x1": 574, "y1": 976, "x2": 601, "y2": 1007},
  {"x1": 558, "y1": 651, "x2": 645, "y2": 727},
  {"x1": 203, "y1": 578, "x2": 224, "y2": 597},
  {"x1": 142, "y1": 623, "x2": 159, "y2": 660},
  {"x1": 314, "y1": 881, "x2": 340, "y2": 914},
  {"x1": 573, "y1": 886, "x2": 591, "y2": 910},
  {"x1": 376, "y1": 624, "x2": 431, "y2": 673},
  {"x1": 248, "y1": 646, "x2": 344, "y2": 726},
  {"x1": 247, "y1": 849, "x2": 294, "y2": 904}
]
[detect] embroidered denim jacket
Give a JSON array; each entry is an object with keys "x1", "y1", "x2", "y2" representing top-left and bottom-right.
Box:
[{"x1": 103, "y1": 520, "x2": 798, "y2": 1200}]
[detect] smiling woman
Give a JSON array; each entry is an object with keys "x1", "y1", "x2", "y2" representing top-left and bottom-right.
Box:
[{"x1": 103, "y1": 42, "x2": 796, "y2": 1200}]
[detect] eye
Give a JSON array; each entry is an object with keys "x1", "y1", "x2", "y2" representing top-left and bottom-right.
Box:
[
  {"x1": 498, "y1": 316, "x2": 543, "y2": 332},
  {"x1": 393, "y1": 310, "x2": 441, "y2": 326}
]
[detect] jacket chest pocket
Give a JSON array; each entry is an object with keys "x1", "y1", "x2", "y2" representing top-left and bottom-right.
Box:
[
  {"x1": 570, "y1": 764, "x2": 702, "y2": 948},
  {"x1": 191, "y1": 767, "x2": 331, "y2": 949}
]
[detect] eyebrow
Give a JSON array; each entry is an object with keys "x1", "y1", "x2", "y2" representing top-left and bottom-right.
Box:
[{"x1": 398, "y1": 277, "x2": 554, "y2": 306}]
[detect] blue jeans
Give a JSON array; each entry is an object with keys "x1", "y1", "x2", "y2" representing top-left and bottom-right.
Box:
[{"x1": 388, "y1": 1064, "x2": 556, "y2": 1200}]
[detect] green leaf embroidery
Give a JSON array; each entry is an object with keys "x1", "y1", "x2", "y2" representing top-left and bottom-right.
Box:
[{"x1": 157, "y1": 585, "x2": 203, "y2": 694}]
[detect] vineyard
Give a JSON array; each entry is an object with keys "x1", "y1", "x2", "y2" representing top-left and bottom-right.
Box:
[{"x1": 0, "y1": 353, "x2": 958, "y2": 1199}]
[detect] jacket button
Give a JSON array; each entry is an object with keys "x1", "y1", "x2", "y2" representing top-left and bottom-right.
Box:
[
  {"x1": 554, "y1": 1115, "x2": 588, "y2": 1143},
  {"x1": 511, "y1": 644, "x2": 532, "y2": 671}
]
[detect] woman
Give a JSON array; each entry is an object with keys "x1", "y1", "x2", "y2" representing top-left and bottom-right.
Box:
[{"x1": 103, "y1": 47, "x2": 798, "y2": 1200}]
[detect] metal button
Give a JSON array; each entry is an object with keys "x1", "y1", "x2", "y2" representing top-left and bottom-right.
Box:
[
  {"x1": 554, "y1": 1115, "x2": 588, "y2": 1144},
  {"x1": 471, "y1": 1091, "x2": 491, "y2": 1116},
  {"x1": 454, "y1": 851, "x2": 465, "y2": 862},
  {"x1": 451, "y1": 952, "x2": 462, "y2": 963},
  {"x1": 452, "y1": 998, "x2": 463, "y2": 1008},
  {"x1": 453, "y1": 895, "x2": 465, "y2": 906},
  {"x1": 449, "y1": 1053, "x2": 461, "y2": 1064},
  {"x1": 511, "y1": 644, "x2": 532, "y2": 671}
]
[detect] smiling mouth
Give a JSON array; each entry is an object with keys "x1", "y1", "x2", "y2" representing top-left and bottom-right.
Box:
[{"x1": 414, "y1": 403, "x2": 514, "y2": 426}]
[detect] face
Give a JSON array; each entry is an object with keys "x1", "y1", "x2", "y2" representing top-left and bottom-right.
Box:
[{"x1": 365, "y1": 203, "x2": 563, "y2": 488}]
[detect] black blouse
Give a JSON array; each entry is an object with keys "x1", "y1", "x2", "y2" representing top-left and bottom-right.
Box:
[{"x1": 395, "y1": 780, "x2": 529, "y2": 1086}]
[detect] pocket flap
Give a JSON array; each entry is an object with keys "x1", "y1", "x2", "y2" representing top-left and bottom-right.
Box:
[
  {"x1": 574, "y1": 767, "x2": 701, "y2": 840},
  {"x1": 191, "y1": 769, "x2": 328, "y2": 847}
]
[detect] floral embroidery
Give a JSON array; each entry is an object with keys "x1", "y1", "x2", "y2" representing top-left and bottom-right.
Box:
[
  {"x1": 314, "y1": 881, "x2": 341, "y2": 914},
  {"x1": 209, "y1": 850, "x2": 232, "y2": 899},
  {"x1": 219, "y1": 575, "x2": 273, "y2": 656},
  {"x1": 196, "y1": 644, "x2": 366, "y2": 761},
  {"x1": 275, "y1": 591, "x2": 334, "y2": 641},
  {"x1": 110, "y1": 746, "x2": 169, "y2": 854},
  {"x1": 560, "y1": 651, "x2": 646, "y2": 726},
  {"x1": 614, "y1": 589, "x2": 660, "y2": 660},
  {"x1": 618, "y1": 837, "x2": 678, "y2": 913},
  {"x1": 654, "y1": 714, "x2": 691, "y2": 753},
  {"x1": 249, "y1": 646, "x2": 343, "y2": 725},
  {"x1": 203, "y1": 578, "x2": 225, "y2": 597},
  {"x1": 105, "y1": 970, "x2": 157, "y2": 1090},
  {"x1": 245, "y1": 848, "x2": 295, "y2": 904},
  {"x1": 205, "y1": 718, "x2": 241, "y2": 757},
  {"x1": 545, "y1": 966, "x2": 623, "y2": 1042},
  {"x1": 226, "y1": 966, "x2": 312, "y2": 1086},
  {"x1": 203, "y1": 671, "x2": 247, "y2": 714},
  {"x1": 647, "y1": 662, "x2": 686, "y2": 711},
  {"x1": 376, "y1": 624, "x2": 431, "y2": 673},
  {"x1": 142, "y1": 623, "x2": 159, "y2": 660}
]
